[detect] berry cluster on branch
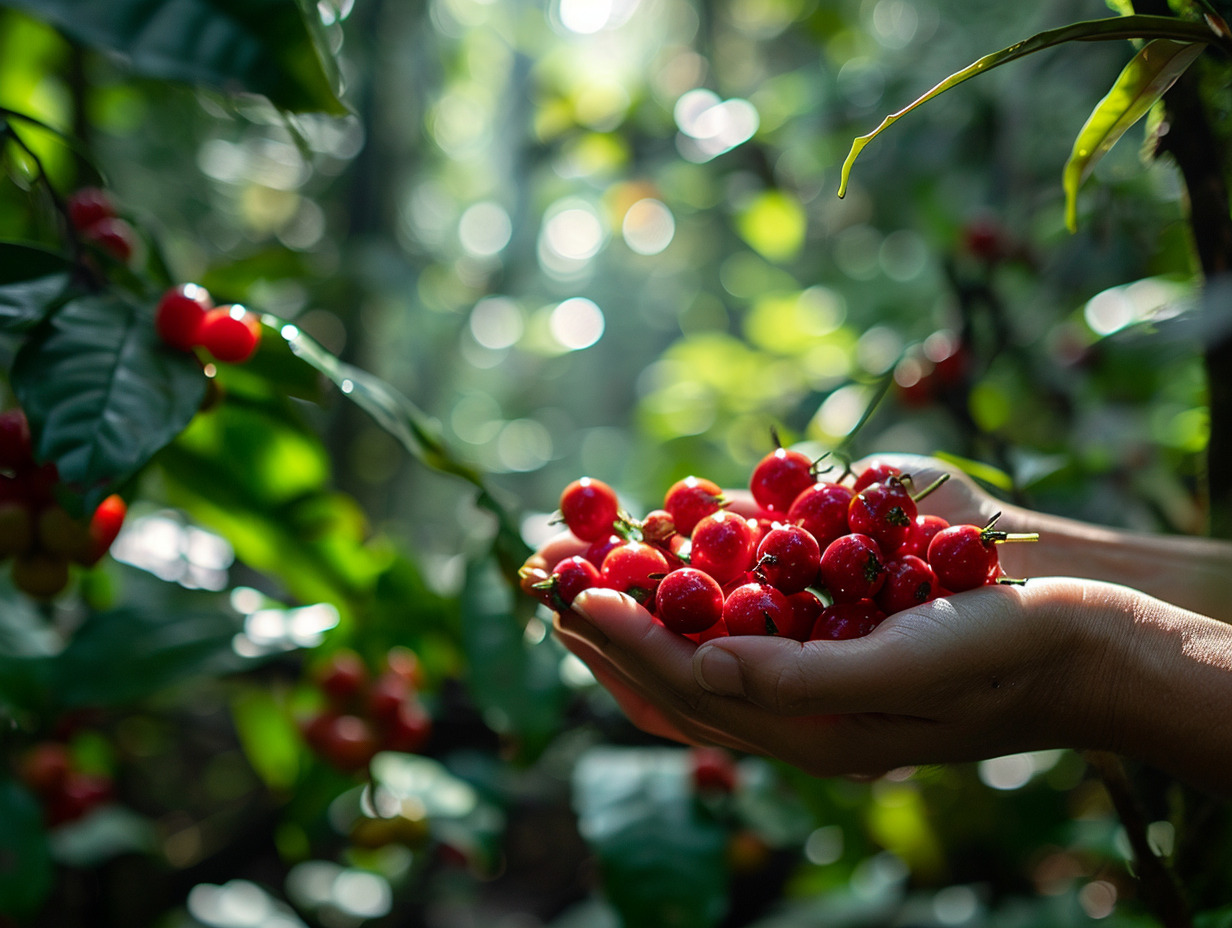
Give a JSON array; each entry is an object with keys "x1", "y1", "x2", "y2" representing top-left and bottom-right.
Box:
[
  {"x1": 0, "y1": 408, "x2": 126, "y2": 599},
  {"x1": 299, "y1": 647, "x2": 433, "y2": 774}
]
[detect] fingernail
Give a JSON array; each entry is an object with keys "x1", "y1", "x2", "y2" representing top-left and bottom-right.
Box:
[{"x1": 695, "y1": 647, "x2": 744, "y2": 696}]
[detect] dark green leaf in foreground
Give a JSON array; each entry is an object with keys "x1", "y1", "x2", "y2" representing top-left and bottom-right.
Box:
[
  {"x1": 0, "y1": 0, "x2": 345, "y2": 115},
  {"x1": 51, "y1": 603, "x2": 249, "y2": 707},
  {"x1": 12, "y1": 292, "x2": 207, "y2": 510},
  {"x1": 0, "y1": 778, "x2": 54, "y2": 918},
  {"x1": 0, "y1": 243, "x2": 72, "y2": 334},
  {"x1": 1063, "y1": 39, "x2": 1205, "y2": 231}
]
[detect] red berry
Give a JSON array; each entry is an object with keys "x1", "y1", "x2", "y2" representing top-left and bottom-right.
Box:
[
  {"x1": 84, "y1": 217, "x2": 137, "y2": 262},
  {"x1": 315, "y1": 650, "x2": 369, "y2": 706},
  {"x1": 876, "y1": 554, "x2": 939, "y2": 615},
  {"x1": 754, "y1": 524, "x2": 821, "y2": 594},
  {"x1": 198, "y1": 306, "x2": 262, "y2": 363},
  {"x1": 786, "y1": 481, "x2": 854, "y2": 550},
  {"x1": 779, "y1": 589, "x2": 824, "y2": 641},
  {"x1": 382, "y1": 700, "x2": 432, "y2": 754},
  {"x1": 45, "y1": 771, "x2": 112, "y2": 827},
  {"x1": 897, "y1": 513, "x2": 950, "y2": 558},
  {"x1": 750, "y1": 447, "x2": 817, "y2": 512},
  {"x1": 0, "y1": 409, "x2": 33, "y2": 472},
  {"x1": 80, "y1": 494, "x2": 126, "y2": 566},
  {"x1": 663, "y1": 476, "x2": 726, "y2": 535},
  {"x1": 584, "y1": 533, "x2": 623, "y2": 567},
  {"x1": 690, "y1": 746, "x2": 739, "y2": 794},
  {"x1": 368, "y1": 670, "x2": 411, "y2": 721},
  {"x1": 66, "y1": 187, "x2": 116, "y2": 231},
  {"x1": 810, "y1": 600, "x2": 886, "y2": 640},
  {"x1": 654, "y1": 567, "x2": 724, "y2": 635},
  {"x1": 640, "y1": 508, "x2": 676, "y2": 544},
  {"x1": 155, "y1": 284, "x2": 213, "y2": 352},
  {"x1": 539, "y1": 554, "x2": 602, "y2": 610},
  {"x1": 848, "y1": 477, "x2": 917, "y2": 554},
  {"x1": 559, "y1": 477, "x2": 621, "y2": 542},
  {"x1": 852, "y1": 462, "x2": 901, "y2": 493},
  {"x1": 384, "y1": 646, "x2": 424, "y2": 688},
  {"x1": 690, "y1": 510, "x2": 756, "y2": 585},
  {"x1": 600, "y1": 540, "x2": 670, "y2": 604},
  {"x1": 316, "y1": 714, "x2": 380, "y2": 772},
  {"x1": 819, "y1": 533, "x2": 886, "y2": 603},
  {"x1": 18, "y1": 743, "x2": 72, "y2": 796},
  {"x1": 722, "y1": 581, "x2": 792, "y2": 636},
  {"x1": 927, "y1": 523, "x2": 1000, "y2": 592}
]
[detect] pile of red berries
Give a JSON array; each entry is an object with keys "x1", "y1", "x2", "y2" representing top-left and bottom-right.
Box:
[
  {"x1": 17, "y1": 742, "x2": 113, "y2": 828},
  {"x1": 67, "y1": 186, "x2": 137, "y2": 264},
  {"x1": 0, "y1": 409, "x2": 127, "y2": 599},
  {"x1": 299, "y1": 647, "x2": 433, "y2": 773},
  {"x1": 155, "y1": 283, "x2": 262, "y2": 364},
  {"x1": 524, "y1": 451, "x2": 1036, "y2": 642}
]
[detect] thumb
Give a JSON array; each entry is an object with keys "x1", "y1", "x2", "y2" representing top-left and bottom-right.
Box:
[{"x1": 692, "y1": 630, "x2": 907, "y2": 716}]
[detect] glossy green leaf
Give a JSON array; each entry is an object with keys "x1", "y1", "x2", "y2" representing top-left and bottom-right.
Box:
[
  {"x1": 276, "y1": 321, "x2": 530, "y2": 570},
  {"x1": 1063, "y1": 39, "x2": 1204, "y2": 232},
  {"x1": 837, "y1": 15, "x2": 1220, "y2": 198},
  {"x1": 0, "y1": 243, "x2": 72, "y2": 333},
  {"x1": 1, "y1": 0, "x2": 344, "y2": 115},
  {"x1": 11, "y1": 292, "x2": 207, "y2": 510},
  {"x1": 0, "y1": 778, "x2": 53, "y2": 918},
  {"x1": 157, "y1": 402, "x2": 385, "y2": 617},
  {"x1": 52, "y1": 604, "x2": 251, "y2": 707}
]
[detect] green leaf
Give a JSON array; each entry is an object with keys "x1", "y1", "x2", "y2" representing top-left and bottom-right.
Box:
[
  {"x1": 0, "y1": 243, "x2": 72, "y2": 333},
  {"x1": 930, "y1": 450, "x2": 1014, "y2": 492},
  {"x1": 1063, "y1": 39, "x2": 1204, "y2": 231},
  {"x1": 275, "y1": 320, "x2": 530, "y2": 571},
  {"x1": 573, "y1": 747, "x2": 730, "y2": 928},
  {"x1": 1, "y1": 0, "x2": 345, "y2": 115},
  {"x1": 0, "y1": 778, "x2": 54, "y2": 918},
  {"x1": 232, "y1": 685, "x2": 302, "y2": 791},
  {"x1": 157, "y1": 401, "x2": 386, "y2": 617},
  {"x1": 837, "y1": 15, "x2": 1221, "y2": 198},
  {"x1": 11, "y1": 292, "x2": 207, "y2": 511},
  {"x1": 460, "y1": 556, "x2": 566, "y2": 761},
  {"x1": 52, "y1": 603, "x2": 251, "y2": 707}
]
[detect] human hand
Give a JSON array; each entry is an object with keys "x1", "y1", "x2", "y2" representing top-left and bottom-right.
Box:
[{"x1": 553, "y1": 578, "x2": 1129, "y2": 778}]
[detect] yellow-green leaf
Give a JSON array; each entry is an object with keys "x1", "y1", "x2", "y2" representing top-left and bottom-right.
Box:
[
  {"x1": 837, "y1": 15, "x2": 1219, "y2": 199},
  {"x1": 1063, "y1": 39, "x2": 1204, "y2": 232}
]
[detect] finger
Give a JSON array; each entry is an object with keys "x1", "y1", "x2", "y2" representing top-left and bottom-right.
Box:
[
  {"x1": 554, "y1": 624, "x2": 694, "y2": 743},
  {"x1": 694, "y1": 584, "x2": 1051, "y2": 718},
  {"x1": 555, "y1": 609, "x2": 768, "y2": 753},
  {"x1": 568, "y1": 588, "x2": 835, "y2": 745},
  {"x1": 535, "y1": 531, "x2": 591, "y2": 568}
]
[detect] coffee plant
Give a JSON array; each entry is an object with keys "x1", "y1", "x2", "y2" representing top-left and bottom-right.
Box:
[{"x1": 1, "y1": 0, "x2": 1230, "y2": 927}]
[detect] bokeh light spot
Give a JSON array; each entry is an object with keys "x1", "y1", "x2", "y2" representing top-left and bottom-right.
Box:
[
  {"x1": 549, "y1": 297, "x2": 605, "y2": 350},
  {"x1": 458, "y1": 201, "x2": 512, "y2": 257},
  {"x1": 469, "y1": 296, "x2": 523, "y2": 349},
  {"x1": 622, "y1": 198, "x2": 675, "y2": 255}
]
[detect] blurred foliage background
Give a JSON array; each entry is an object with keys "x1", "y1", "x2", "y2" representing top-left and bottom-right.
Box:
[{"x1": 1, "y1": 0, "x2": 1229, "y2": 926}]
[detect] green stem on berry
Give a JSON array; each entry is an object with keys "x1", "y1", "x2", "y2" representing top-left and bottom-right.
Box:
[{"x1": 910, "y1": 472, "x2": 951, "y2": 503}]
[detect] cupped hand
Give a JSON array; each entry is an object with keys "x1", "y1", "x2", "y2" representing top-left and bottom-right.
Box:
[{"x1": 554, "y1": 578, "x2": 1128, "y2": 778}]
